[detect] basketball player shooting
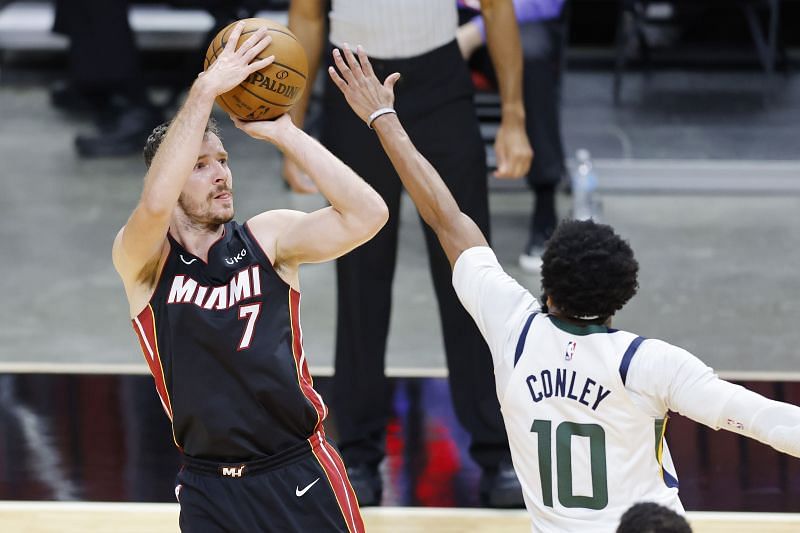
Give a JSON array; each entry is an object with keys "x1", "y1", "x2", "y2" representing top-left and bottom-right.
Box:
[
  {"x1": 112, "y1": 23, "x2": 385, "y2": 532},
  {"x1": 328, "y1": 44, "x2": 800, "y2": 532}
]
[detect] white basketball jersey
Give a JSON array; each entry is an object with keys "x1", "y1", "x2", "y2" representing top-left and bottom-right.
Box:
[{"x1": 503, "y1": 314, "x2": 682, "y2": 532}]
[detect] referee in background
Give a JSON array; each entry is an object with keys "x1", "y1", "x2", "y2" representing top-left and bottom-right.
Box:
[{"x1": 288, "y1": 0, "x2": 533, "y2": 508}]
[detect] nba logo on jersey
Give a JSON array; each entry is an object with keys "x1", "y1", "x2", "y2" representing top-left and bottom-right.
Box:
[
  {"x1": 726, "y1": 418, "x2": 744, "y2": 430},
  {"x1": 565, "y1": 341, "x2": 577, "y2": 361}
]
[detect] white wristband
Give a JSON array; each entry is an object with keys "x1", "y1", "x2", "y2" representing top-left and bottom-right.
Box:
[{"x1": 367, "y1": 107, "x2": 396, "y2": 129}]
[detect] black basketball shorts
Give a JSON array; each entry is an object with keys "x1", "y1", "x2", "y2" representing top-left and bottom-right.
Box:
[{"x1": 176, "y1": 431, "x2": 364, "y2": 532}]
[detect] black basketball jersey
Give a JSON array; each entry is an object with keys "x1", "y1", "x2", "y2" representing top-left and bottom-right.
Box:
[{"x1": 131, "y1": 221, "x2": 328, "y2": 461}]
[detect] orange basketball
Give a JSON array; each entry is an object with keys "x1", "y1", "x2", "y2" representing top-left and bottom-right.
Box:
[{"x1": 204, "y1": 18, "x2": 308, "y2": 121}]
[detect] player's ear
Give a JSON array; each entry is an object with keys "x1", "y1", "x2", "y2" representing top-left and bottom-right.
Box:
[{"x1": 540, "y1": 293, "x2": 549, "y2": 313}]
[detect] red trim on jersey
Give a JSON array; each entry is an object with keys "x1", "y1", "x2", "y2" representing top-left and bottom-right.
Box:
[
  {"x1": 310, "y1": 431, "x2": 364, "y2": 533},
  {"x1": 243, "y1": 220, "x2": 277, "y2": 266},
  {"x1": 289, "y1": 289, "x2": 327, "y2": 430},
  {"x1": 132, "y1": 305, "x2": 181, "y2": 450}
]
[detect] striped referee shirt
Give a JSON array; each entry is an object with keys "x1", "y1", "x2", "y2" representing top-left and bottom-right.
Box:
[{"x1": 329, "y1": 0, "x2": 458, "y2": 59}]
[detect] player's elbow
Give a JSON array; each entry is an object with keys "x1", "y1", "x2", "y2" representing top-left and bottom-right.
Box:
[
  {"x1": 138, "y1": 198, "x2": 173, "y2": 221},
  {"x1": 360, "y1": 190, "x2": 390, "y2": 233},
  {"x1": 139, "y1": 186, "x2": 174, "y2": 219},
  {"x1": 337, "y1": 189, "x2": 388, "y2": 244}
]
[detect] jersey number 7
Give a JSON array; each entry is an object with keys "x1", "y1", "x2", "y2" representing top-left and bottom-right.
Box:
[{"x1": 237, "y1": 303, "x2": 262, "y2": 350}]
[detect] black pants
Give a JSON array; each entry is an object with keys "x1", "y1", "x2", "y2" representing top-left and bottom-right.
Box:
[
  {"x1": 177, "y1": 434, "x2": 363, "y2": 532},
  {"x1": 53, "y1": 0, "x2": 145, "y2": 100},
  {"x1": 520, "y1": 19, "x2": 567, "y2": 191},
  {"x1": 323, "y1": 40, "x2": 509, "y2": 472},
  {"x1": 521, "y1": 20, "x2": 566, "y2": 241}
]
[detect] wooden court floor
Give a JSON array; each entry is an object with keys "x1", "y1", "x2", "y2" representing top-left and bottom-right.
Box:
[{"x1": 2, "y1": 502, "x2": 800, "y2": 532}]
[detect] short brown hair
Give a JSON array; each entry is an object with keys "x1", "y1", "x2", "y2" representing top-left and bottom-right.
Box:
[{"x1": 143, "y1": 117, "x2": 220, "y2": 168}]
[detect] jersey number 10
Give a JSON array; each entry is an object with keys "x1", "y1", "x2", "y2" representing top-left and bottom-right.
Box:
[{"x1": 530, "y1": 419, "x2": 609, "y2": 510}]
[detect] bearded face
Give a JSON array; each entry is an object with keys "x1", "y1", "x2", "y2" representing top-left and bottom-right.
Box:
[
  {"x1": 178, "y1": 133, "x2": 234, "y2": 228},
  {"x1": 178, "y1": 185, "x2": 234, "y2": 227}
]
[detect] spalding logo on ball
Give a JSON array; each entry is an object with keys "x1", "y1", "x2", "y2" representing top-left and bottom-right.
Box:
[{"x1": 204, "y1": 18, "x2": 308, "y2": 121}]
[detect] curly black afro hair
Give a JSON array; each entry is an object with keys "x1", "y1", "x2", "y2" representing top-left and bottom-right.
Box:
[
  {"x1": 616, "y1": 502, "x2": 692, "y2": 533},
  {"x1": 143, "y1": 117, "x2": 220, "y2": 168},
  {"x1": 541, "y1": 219, "x2": 639, "y2": 321}
]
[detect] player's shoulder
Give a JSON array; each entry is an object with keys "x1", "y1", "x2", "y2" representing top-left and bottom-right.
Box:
[
  {"x1": 245, "y1": 210, "x2": 305, "y2": 263},
  {"x1": 112, "y1": 225, "x2": 169, "y2": 283},
  {"x1": 453, "y1": 246, "x2": 502, "y2": 281},
  {"x1": 455, "y1": 245, "x2": 499, "y2": 266},
  {"x1": 112, "y1": 225, "x2": 171, "y2": 318},
  {"x1": 111, "y1": 226, "x2": 126, "y2": 269},
  {"x1": 625, "y1": 336, "x2": 697, "y2": 374},
  {"x1": 246, "y1": 209, "x2": 306, "y2": 236},
  {"x1": 637, "y1": 337, "x2": 689, "y2": 356}
]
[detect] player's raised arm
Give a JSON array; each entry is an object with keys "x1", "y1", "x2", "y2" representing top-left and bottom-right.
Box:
[
  {"x1": 112, "y1": 22, "x2": 274, "y2": 285},
  {"x1": 234, "y1": 114, "x2": 388, "y2": 270},
  {"x1": 327, "y1": 45, "x2": 488, "y2": 269}
]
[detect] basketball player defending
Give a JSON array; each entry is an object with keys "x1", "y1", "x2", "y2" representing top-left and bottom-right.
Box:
[
  {"x1": 329, "y1": 45, "x2": 800, "y2": 532},
  {"x1": 112, "y1": 24, "x2": 385, "y2": 532}
]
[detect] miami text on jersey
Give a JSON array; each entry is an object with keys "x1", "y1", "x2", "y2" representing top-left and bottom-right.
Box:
[
  {"x1": 167, "y1": 265, "x2": 262, "y2": 310},
  {"x1": 527, "y1": 368, "x2": 612, "y2": 411}
]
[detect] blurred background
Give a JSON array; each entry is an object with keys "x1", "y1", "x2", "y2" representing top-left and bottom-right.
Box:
[{"x1": 1, "y1": 0, "x2": 800, "y2": 515}]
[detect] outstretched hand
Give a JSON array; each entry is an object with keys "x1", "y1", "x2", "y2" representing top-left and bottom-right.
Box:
[
  {"x1": 327, "y1": 44, "x2": 401, "y2": 126},
  {"x1": 198, "y1": 21, "x2": 275, "y2": 97}
]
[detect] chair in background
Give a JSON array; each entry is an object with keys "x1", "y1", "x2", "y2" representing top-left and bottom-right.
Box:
[{"x1": 613, "y1": 0, "x2": 785, "y2": 104}]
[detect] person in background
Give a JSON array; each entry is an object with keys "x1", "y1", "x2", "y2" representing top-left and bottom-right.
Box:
[
  {"x1": 328, "y1": 44, "x2": 800, "y2": 531},
  {"x1": 52, "y1": 0, "x2": 163, "y2": 158},
  {"x1": 288, "y1": 0, "x2": 533, "y2": 508},
  {"x1": 458, "y1": 0, "x2": 567, "y2": 272}
]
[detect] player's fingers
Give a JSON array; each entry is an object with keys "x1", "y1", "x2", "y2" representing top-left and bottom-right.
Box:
[
  {"x1": 248, "y1": 55, "x2": 275, "y2": 74},
  {"x1": 229, "y1": 114, "x2": 244, "y2": 129},
  {"x1": 513, "y1": 157, "x2": 529, "y2": 177},
  {"x1": 222, "y1": 21, "x2": 246, "y2": 54},
  {"x1": 332, "y1": 48, "x2": 356, "y2": 85},
  {"x1": 342, "y1": 43, "x2": 365, "y2": 82},
  {"x1": 243, "y1": 34, "x2": 272, "y2": 63},
  {"x1": 356, "y1": 45, "x2": 376, "y2": 80},
  {"x1": 494, "y1": 167, "x2": 510, "y2": 178},
  {"x1": 506, "y1": 144, "x2": 532, "y2": 178},
  {"x1": 237, "y1": 27, "x2": 269, "y2": 56},
  {"x1": 495, "y1": 160, "x2": 523, "y2": 179},
  {"x1": 384, "y1": 72, "x2": 401, "y2": 91},
  {"x1": 327, "y1": 66, "x2": 349, "y2": 94}
]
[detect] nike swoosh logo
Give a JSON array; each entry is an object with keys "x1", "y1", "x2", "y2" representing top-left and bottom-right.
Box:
[
  {"x1": 295, "y1": 477, "x2": 320, "y2": 497},
  {"x1": 180, "y1": 254, "x2": 197, "y2": 265}
]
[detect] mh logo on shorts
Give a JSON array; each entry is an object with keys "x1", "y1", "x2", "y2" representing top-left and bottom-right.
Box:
[
  {"x1": 565, "y1": 341, "x2": 577, "y2": 361},
  {"x1": 220, "y1": 464, "x2": 246, "y2": 478}
]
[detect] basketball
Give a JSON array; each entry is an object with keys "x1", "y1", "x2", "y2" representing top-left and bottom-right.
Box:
[{"x1": 204, "y1": 18, "x2": 308, "y2": 121}]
